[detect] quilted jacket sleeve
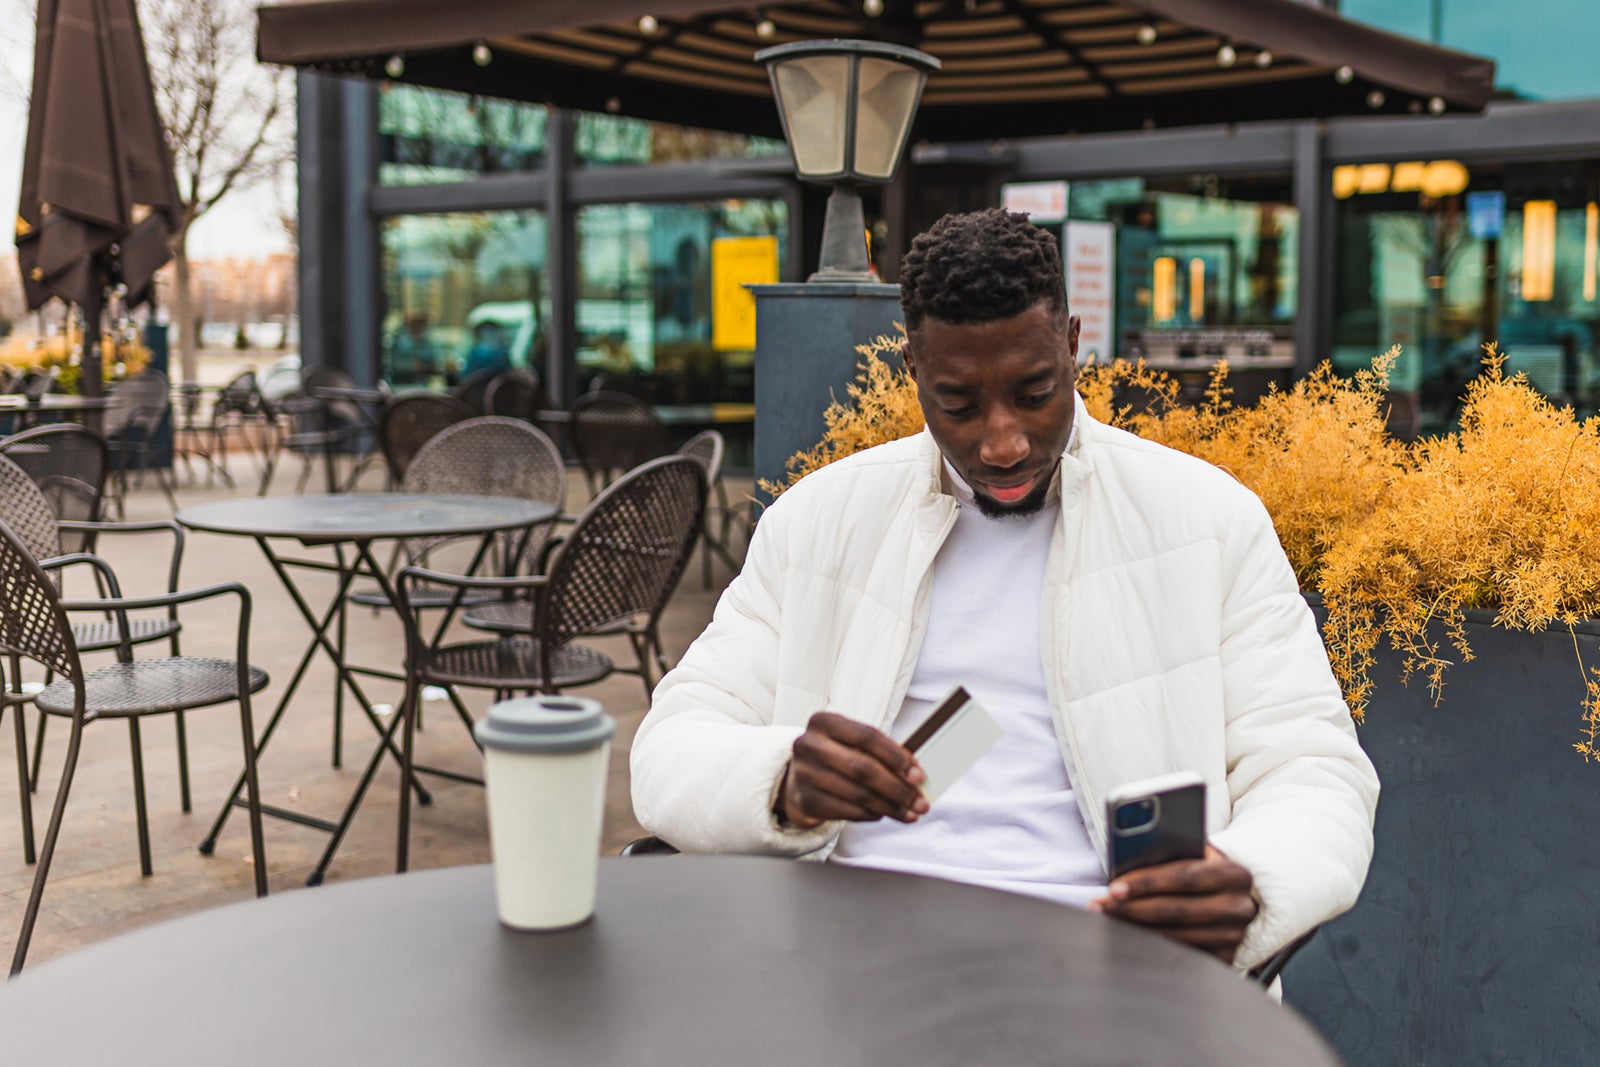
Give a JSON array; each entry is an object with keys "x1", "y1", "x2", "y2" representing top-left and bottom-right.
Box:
[
  {"x1": 630, "y1": 497, "x2": 835, "y2": 856},
  {"x1": 1206, "y1": 494, "x2": 1380, "y2": 971}
]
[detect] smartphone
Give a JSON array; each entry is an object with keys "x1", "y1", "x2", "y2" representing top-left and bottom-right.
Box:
[{"x1": 1105, "y1": 771, "x2": 1206, "y2": 879}]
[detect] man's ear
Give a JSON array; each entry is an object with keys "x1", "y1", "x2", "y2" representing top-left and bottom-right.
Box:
[
  {"x1": 901, "y1": 336, "x2": 918, "y2": 383},
  {"x1": 1066, "y1": 314, "x2": 1082, "y2": 365}
]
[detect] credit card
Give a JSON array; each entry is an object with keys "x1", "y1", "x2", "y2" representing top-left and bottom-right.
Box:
[{"x1": 904, "y1": 686, "x2": 1003, "y2": 803}]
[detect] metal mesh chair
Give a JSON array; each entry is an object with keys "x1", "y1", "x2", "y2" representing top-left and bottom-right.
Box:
[
  {"x1": 0, "y1": 511, "x2": 269, "y2": 976},
  {"x1": 454, "y1": 454, "x2": 707, "y2": 700},
  {"x1": 483, "y1": 369, "x2": 544, "y2": 421},
  {"x1": 569, "y1": 391, "x2": 675, "y2": 496},
  {"x1": 209, "y1": 369, "x2": 272, "y2": 479},
  {"x1": 104, "y1": 369, "x2": 178, "y2": 515},
  {"x1": 393, "y1": 455, "x2": 707, "y2": 871},
  {"x1": 172, "y1": 382, "x2": 235, "y2": 488},
  {"x1": 0, "y1": 452, "x2": 192, "y2": 854},
  {"x1": 377, "y1": 392, "x2": 474, "y2": 486},
  {"x1": 258, "y1": 367, "x2": 364, "y2": 496},
  {"x1": 0, "y1": 425, "x2": 110, "y2": 554},
  {"x1": 677, "y1": 428, "x2": 746, "y2": 589},
  {"x1": 451, "y1": 368, "x2": 500, "y2": 414},
  {"x1": 350, "y1": 417, "x2": 567, "y2": 613}
]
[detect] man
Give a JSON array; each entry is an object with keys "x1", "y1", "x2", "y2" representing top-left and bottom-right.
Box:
[{"x1": 631, "y1": 209, "x2": 1378, "y2": 973}]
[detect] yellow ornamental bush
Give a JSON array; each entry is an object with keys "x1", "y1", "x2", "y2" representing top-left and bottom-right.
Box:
[{"x1": 772, "y1": 333, "x2": 1600, "y2": 758}]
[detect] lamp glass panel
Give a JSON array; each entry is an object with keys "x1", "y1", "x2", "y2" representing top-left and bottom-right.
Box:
[
  {"x1": 852, "y1": 57, "x2": 924, "y2": 180},
  {"x1": 772, "y1": 55, "x2": 850, "y2": 176}
]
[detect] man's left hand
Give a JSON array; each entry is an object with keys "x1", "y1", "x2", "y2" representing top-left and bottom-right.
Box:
[{"x1": 1087, "y1": 846, "x2": 1258, "y2": 964}]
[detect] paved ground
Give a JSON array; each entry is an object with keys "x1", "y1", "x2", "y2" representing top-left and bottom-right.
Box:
[{"x1": 0, "y1": 428, "x2": 747, "y2": 972}]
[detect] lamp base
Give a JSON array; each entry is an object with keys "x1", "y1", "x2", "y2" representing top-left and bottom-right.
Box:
[{"x1": 808, "y1": 185, "x2": 876, "y2": 283}]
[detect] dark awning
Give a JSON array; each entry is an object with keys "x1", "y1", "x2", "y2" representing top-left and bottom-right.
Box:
[{"x1": 257, "y1": 0, "x2": 1495, "y2": 143}]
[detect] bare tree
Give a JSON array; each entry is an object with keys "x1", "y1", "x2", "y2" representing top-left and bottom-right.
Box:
[{"x1": 141, "y1": 0, "x2": 293, "y2": 379}]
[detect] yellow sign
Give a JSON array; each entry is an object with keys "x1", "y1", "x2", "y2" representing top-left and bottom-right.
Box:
[{"x1": 712, "y1": 236, "x2": 779, "y2": 351}]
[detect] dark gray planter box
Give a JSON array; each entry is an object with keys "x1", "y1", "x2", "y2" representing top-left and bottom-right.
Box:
[{"x1": 1284, "y1": 608, "x2": 1600, "y2": 1065}]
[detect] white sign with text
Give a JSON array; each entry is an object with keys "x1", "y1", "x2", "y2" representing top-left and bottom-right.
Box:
[{"x1": 1064, "y1": 220, "x2": 1116, "y2": 365}]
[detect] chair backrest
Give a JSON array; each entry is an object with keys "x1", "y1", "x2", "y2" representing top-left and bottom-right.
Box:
[
  {"x1": 451, "y1": 368, "x2": 499, "y2": 415},
  {"x1": 403, "y1": 416, "x2": 567, "y2": 566},
  {"x1": 378, "y1": 392, "x2": 474, "y2": 484},
  {"x1": 676, "y1": 428, "x2": 725, "y2": 484},
  {"x1": 484, "y1": 370, "x2": 542, "y2": 420},
  {"x1": 542, "y1": 455, "x2": 706, "y2": 650},
  {"x1": 106, "y1": 370, "x2": 171, "y2": 437},
  {"x1": 0, "y1": 510, "x2": 81, "y2": 684},
  {"x1": 214, "y1": 369, "x2": 263, "y2": 420},
  {"x1": 0, "y1": 426, "x2": 110, "y2": 555},
  {"x1": 569, "y1": 391, "x2": 674, "y2": 491},
  {"x1": 0, "y1": 454, "x2": 70, "y2": 576}
]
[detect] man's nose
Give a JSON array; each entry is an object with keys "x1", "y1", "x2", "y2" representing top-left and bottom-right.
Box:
[{"x1": 978, "y1": 409, "x2": 1029, "y2": 469}]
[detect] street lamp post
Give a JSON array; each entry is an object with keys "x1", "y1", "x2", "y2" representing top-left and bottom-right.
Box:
[
  {"x1": 756, "y1": 39, "x2": 939, "y2": 281},
  {"x1": 748, "y1": 38, "x2": 939, "y2": 497}
]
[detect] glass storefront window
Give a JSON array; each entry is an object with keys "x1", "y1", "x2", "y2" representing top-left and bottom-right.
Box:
[
  {"x1": 574, "y1": 199, "x2": 787, "y2": 408},
  {"x1": 575, "y1": 112, "x2": 787, "y2": 167},
  {"x1": 1058, "y1": 175, "x2": 1298, "y2": 381},
  {"x1": 379, "y1": 211, "x2": 550, "y2": 389},
  {"x1": 1332, "y1": 159, "x2": 1600, "y2": 435},
  {"x1": 378, "y1": 85, "x2": 547, "y2": 185}
]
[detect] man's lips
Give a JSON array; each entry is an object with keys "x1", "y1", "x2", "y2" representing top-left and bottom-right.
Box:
[{"x1": 975, "y1": 472, "x2": 1039, "y2": 504}]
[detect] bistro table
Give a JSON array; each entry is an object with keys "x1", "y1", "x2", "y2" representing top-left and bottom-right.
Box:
[
  {"x1": 176, "y1": 493, "x2": 557, "y2": 884},
  {"x1": 0, "y1": 857, "x2": 1343, "y2": 1065},
  {"x1": 0, "y1": 393, "x2": 114, "y2": 432}
]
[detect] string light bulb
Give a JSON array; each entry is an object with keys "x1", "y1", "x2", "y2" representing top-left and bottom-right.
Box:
[
  {"x1": 472, "y1": 41, "x2": 492, "y2": 66},
  {"x1": 638, "y1": 14, "x2": 659, "y2": 34},
  {"x1": 1254, "y1": 49, "x2": 1272, "y2": 68},
  {"x1": 384, "y1": 54, "x2": 405, "y2": 78},
  {"x1": 1429, "y1": 96, "x2": 1446, "y2": 114},
  {"x1": 756, "y1": 16, "x2": 776, "y2": 38},
  {"x1": 1216, "y1": 42, "x2": 1236, "y2": 68},
  {"x1": 863, "y1": 0, "x2": 884, "y2": 16},
  {"x1": 1366, "y1": 89, "x2": 1386, "y2": 109},
  {"x1": 1136, "y1": 22, "x2": 1157, "y2": 45},
  {"x1": 1335, "y1": 65, "x2": 1354, "y2": 84}
]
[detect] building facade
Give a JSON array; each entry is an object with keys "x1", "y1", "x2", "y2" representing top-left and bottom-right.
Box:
[{"x1": 300, "y1": 0, "x2": 1600, "y2": 454}]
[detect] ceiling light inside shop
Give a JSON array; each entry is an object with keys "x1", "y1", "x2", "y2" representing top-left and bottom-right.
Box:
[
  {"x1": 1153, "y1": 257, "x2": 1177, "y2": 321},
  {"x1": 1188, "y1": 259, "x2": 1205, "y2": 320},
  {"x1": 1586, "y1": 202, "x2": 1598, "y2": 302}
]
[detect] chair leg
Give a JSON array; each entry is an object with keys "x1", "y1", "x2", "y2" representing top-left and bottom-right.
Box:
[
  {"x1": 128, "y1": 718, "x2": 153, "y2": 877},
  {"x1": 174, "y1": 711, "x2": 191, "y2": 813},
  {"x1": 396, "y1": 680, "x2": 420, "y2": 874},
  {"x1": 237, "y1": 692, "x2": 269, "y2": 898},
  {"x1": 12, "y1": 717, "x2": 87, "y2": 976},
  {"x1": 8, "y1": 703, "x2": 35, "y2": 864},
  {"x1": 28, "y1": 700, "x2": 47, "y2": 793}
]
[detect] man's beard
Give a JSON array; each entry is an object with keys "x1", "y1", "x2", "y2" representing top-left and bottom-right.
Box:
[{"x1": 971, "y1": 474, "x2": 1052, "y2": 519}]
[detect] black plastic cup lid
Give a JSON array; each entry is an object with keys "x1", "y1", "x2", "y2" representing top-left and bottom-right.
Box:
[{"x1": 474, "y1": 696, "x2": 615, "y2": 754}]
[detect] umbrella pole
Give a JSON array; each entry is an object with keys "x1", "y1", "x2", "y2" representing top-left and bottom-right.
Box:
[{"x1": 81, "y1": 268, "x2": 105, "y2": 401}]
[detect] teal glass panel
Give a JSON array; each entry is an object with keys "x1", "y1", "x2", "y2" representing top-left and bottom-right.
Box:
[
  {"x1": 575, "y1": 112, "x2": 787, "y2": 167},
  {"x1": 379, "y1": 211, "x2": 550, "y2": 389},
  {"x1": 378, "y1": 85, "x2": 547, "y2": 185}
]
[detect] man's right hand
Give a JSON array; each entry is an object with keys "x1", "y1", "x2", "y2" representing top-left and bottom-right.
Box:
[{"x1": 775, "y1": 711, "x2": 929, "y2": 829}]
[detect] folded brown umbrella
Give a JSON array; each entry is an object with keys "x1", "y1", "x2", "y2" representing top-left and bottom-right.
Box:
[{"x1": 17, "y1": 0, "x2": 181, "y2": 312}]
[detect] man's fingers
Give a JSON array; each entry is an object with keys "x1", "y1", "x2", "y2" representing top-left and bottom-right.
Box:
[
  {"x1": 1109, "y1": 855, "x2": 1253, "y2": 901},
  {"x1": 789, "y1": 762, "x2": 918, "y2": 823},
  {"x1": 808, "y1": 712, "x2": 924, "y2": 785},
  {"x1": 1101, "y1": 890, "x2": 1259, "y2": 930},
  {"x1": 791, "y1": 734, "x2": 924, "y2": 819}
]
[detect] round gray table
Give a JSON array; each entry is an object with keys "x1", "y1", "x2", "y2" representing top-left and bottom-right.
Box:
[
  {"x1": 0, "y1": 857, "x2": 1344, "y2": 1067},
  {"x1": 177, "y1": 494, "x2": 558, "y2": 883},
  {"x1": 0, "y1": 858, "x2": 1341, "y2": 1066}
]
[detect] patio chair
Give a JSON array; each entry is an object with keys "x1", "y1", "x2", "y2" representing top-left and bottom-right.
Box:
[
  {"x1": 209, "y1": 369, "x2": 272, "y2": 479},
  {"x1": 393, "y1": 454, "x2": 707, "y2": 871},
  {"x1": 0, "y1": 449, "x2": 190, "y2": 855},
  {"x1": 483, "y1": 369, "x2": 544, "y2": 421},
  {"x1": 257, "y1": 370, "x2": 363, "y2": 496},
  {"x1": 172, "y1": 382, "x2": 235, "y2": 488},
  {"x1": 377, "y1": 392, "x2": 474, "y2": 486},
  {"x1": 451, "y1": 368, "x2": 500, "y2": 414},
  {"x1": 676, "y1": 428, "x2": 746, "y2": 589},
  {"x1": 0, "y1": 506, "x2": 269, "y2": 976},
  {"x1": 453, "y1": 453, "x2": 707, "y2": 700},
  {"x1": 568, "y1": 391, "x2": 675, "y2": 496},
  {"x1": 103, "y1": 369, "x2": 178, "y2": 516}
]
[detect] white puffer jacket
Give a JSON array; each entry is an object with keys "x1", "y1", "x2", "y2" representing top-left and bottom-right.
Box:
[{"x1": 631, "y1": 399, "x2": 1379, "y2": 971}]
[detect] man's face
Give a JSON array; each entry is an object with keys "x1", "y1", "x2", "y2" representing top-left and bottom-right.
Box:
[{"x1": 903, "y1": 301, "x2": 1080, "y2": 518}]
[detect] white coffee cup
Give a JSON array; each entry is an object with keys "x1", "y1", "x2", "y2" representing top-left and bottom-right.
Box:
[{"x1": 474, "y1": 696, "x2": 615, "y2": 931}]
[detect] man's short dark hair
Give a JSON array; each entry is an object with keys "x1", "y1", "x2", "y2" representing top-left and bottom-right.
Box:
[{"x1": 899, "y1": 208, "x2": 1067, "y2": 333}]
